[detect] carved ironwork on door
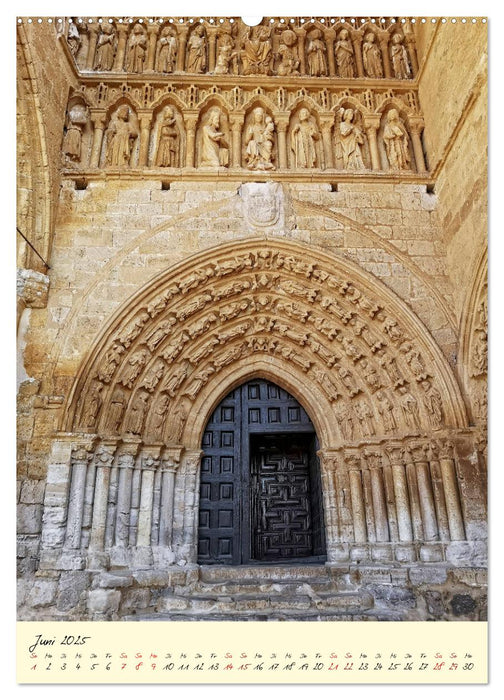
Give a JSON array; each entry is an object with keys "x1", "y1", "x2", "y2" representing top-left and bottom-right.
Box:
[{"x1": 198, "y1": 379, "x2": 326, "y2": 564}]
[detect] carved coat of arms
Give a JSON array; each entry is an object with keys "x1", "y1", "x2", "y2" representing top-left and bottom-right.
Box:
[{"x1": 241, "y1": 182, "x2": 282, "y2": 227}]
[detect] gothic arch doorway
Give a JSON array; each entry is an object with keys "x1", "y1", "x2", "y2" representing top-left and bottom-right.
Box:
[{"x1": 197, "y1": 378, "x2": 327, "y2": 565}]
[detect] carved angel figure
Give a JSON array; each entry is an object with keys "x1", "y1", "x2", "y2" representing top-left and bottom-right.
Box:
[
  {"x1": 104, "y1": 105, "x2": 138, "y2": 167},
  {"x1": 362, "y1": 32, "x2": 383, "y2": 78},
  {"x1": 155, "y1": 107, "x2": 180, "y2": 167},
  {"x1": 125, "y1": 24, "x2": 147, "y2": 73},
  {"x1": 306, "y1": 28, "x2": 327, "y2": 77},
  {"x1": 334, "y1": 29, "x2": 355, "y2": 78},
  {"x1": 336, "y1": 108, "x2": 365, "y2": 170},
  {"x1": 94, "y1": 24, "x2": 116, "y2": 71},
  {"x1": 186, "y1": 25, "x2": 207, "y2": 73},
  {"x1": 200, "y1": 109, "x2": 229, "y2": 167},
  {"x1": 291, "y1": 108, "x2": 320, "y2": 169},
  {"x1": 155, "y1": 26, "x2": 177, "y2": 73},
  {"x1": 383, "y1": 109, "x2": 411, "y2": 170},
  {"x1": 390, "y1": 33, "x2": 411, "y2": 79}
]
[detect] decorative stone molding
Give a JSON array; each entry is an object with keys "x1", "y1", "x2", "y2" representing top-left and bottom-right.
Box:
[{"x1": 17, "y1": 268, "x2": 50, "y2": 309}]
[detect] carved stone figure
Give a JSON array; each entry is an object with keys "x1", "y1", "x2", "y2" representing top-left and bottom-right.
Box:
[
  {"x1": 355, "y1": 400, "x2": 375, "y2": 436},
  {"x1": 105, "y1": 387, "x2": 127, "y2": 433},
  {"x1": 118, "y1": 311, "x2": 150, "y2": 348},
  {"x1": 241, "y1": 26, "x2": 272, "y2": 75},
  {"x1": 382, "y1": 316, "x2": 404, "y2": 342},
  {"x1": 362, "y1": 32, "x2": 383, "y2": 78},
  {"x1": 360, "y1": 358, "x2": 382, "y2": 392},
  {"x1": 67, "y1": 21, "x2": 81, "y2": 57},
  {"x1": 164, "y1": 363, "x2": 190, "y2": 396},
  {"x1": 165, "y1": 401, "x2": 189, "y2": 443},
  {"x1": 140, "y1": 359, "x2": 166, "y2": 392},
  {"x1": 306, "y1": 28, "x2": 327, "y2": 77},
  {"x1": 104, "y1": 105, "x2": 138, "y2": 167},
  {"x1": 94, "y1": 24, "x2": 116, "y2": 71},
  {"x1": 186, "y1": 25, "x2": 207, "y2": 73},
  {"x1": 334, "y1": 30, "x2": 355, "y2": 78},
  {"x1": 149, "y1": 392, "x2": 170, "y2": 436},
  {"x1": 119, "y1": 347, "x2": 150, "y2": 388},
  {"x1": 312, "y1": 368, "x2": 340, "y2": 401},
  {"x1": 383, "y1": 109, "x2": 411, "y2": 170},
  {"x1": 245, "y1": 108, "x2": 275, "y2": 171},
  {"x1": 125, "y1": 24, "x2": 147, "y2": 73},
  {"x1": 155, "y1": 107, "x2": 180, "y2": 167},
  {"x1": 125, "y1": 390, "x2": 150, "y2": 435},
  {"x1": 335, "y1": 402, "x2": 354, "y2": 441},
  {"x1": 63, "y1": 104, "x2": 88, "y2": 163},
  {"x1": 183, "y1": 366, "x2": 215, "y2": 400},
  {"x1": 291, "y1": 108, "x2": 320, "y2": 169},
  {"x1": 390, "y1": 33, "x2": 411, "y2": 79},
  {"x1": 215, "y1": 33, "x2": 236, "y2": 75},
  {"x1": 376, "y1": 390, "x2": 397, "y2": 432},
  {"x1": 337, "y1": 108, "x2": 365, "y2": 170},
  {"x1": 145, "y1": 316, "x2": 177, "y2": 352},
  {"x1": 421, "y1": 380, "x2": 444, "y2": 429},
  {"x1": 338, "y1": 366, "x2": 360, "y2": 396},
  {"x1": 155, "y1": 26, "x2": 177, "y2": 73},
  {"x1": 200, "y1": 109, "x2": 229, "y2": 167},
  {"x1": 97, "y1": 342, "x2": 125, "y2": 383},
  {"x1": 398, "y1": 386, "x2": 421, "y2": 430},
  {"x1": 401, "y1": 342, "x2": 428, "y2": 381},
  {"x1": 80, "y1": 380, "x2": 103, "y2": 428},
  {"x1": 277, "y1": 30, "x2": 300, "y2": 76}
]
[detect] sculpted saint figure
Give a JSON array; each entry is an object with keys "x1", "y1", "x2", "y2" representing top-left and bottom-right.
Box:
[
  {"x1": 241, "y1": 26, "x2": 272, "y2": 75},
  {"x1": 390, "y1": 33, "x2": 411, "y2": 79},
  {"x1": 105, "y1": 105, "x2": 138, "y2": 167},
  {"x1": 421, "y1": 380, "x2": 444, "y2": 429},
  {"x1": 337, "y1": 108, "x2": 365, "y2": 170},
  {"x1": 214, "y1": 33, "x2": 236, "y2": 75},
  {"x1": 149, "y1": 392, "x2": 170, "y2": 437},
  {"x1": 334, "y1": 30, "x2": 355, "y2": 78},
  {"x1": 200, "y1": 109, "x2": 229, "y2": 167},
  {"x1": 94, "y1": 24, "x2": 116, "y2": 71},
  {"x1": 63, "y1": 104, "x2": 88, "y2": 163},
  {"x1": 155, "y1": 107, "x2": 180, "y2": 167},
  {"x1": 186, "y1": 25, "x2": 207, "y2": 73},
  {"x1": 80, "y1": 381, "x2": 103, "y2": 429},
  {"x1": 165, "y1": 402, "x2": 189, "y2": 443},
  {"x1": 125, "y1": 390, "x2": 150, "y2": 435},
  {"x1": 105, "y1": 387, "x2": 127, "y2": 433},
  {"x1": 383, "y1": 109, "x2": 411, "y2": 170},
  {"x1": 362, "y1": 32, "x2": 383, "y2": 78},
  {"x1": 155, "y1": 26, "x2": 177, "y2": 73},
  {"x1": 376, "y1": 390, "x2": 397, "y2": 432},
  {"x1": 67, "y1": 21, "x2": 81, "y2": 57},
  {"x1": 245, "y1": 107, "x2": 275, "y2": 170},
  {"x1": 126, "y1": 24, "x2": 147, "y2": 73},
  {"x1": 306, "y1": 28, "x2": 327, "y2": 77},
  {"x1": 291, "y1": 108, "x2": 320, "y2": 169},
  {"x1": 398, "y1": 386, "x2": 421, "y2": 430},
  {"x1": 276, "y1": 30, "x2": 300, "y2": 76}
]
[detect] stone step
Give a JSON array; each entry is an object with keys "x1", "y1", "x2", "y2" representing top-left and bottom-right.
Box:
[
  {"x1": 199, "y1": 564, "x2": 330, "y2": 585},
  {"x1": 192, "y1": 580, "x2": 340, "y2": 596}
]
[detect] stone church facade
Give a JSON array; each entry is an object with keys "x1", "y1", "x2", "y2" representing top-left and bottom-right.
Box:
[{"x1": 16, "y1": 16, "x2": 487, "y2": 621}]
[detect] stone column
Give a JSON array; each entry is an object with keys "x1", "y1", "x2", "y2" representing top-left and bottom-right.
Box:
[
  {"x1": 176, "y1": 26, "x2": 189, "y2": 72},
  {"x1": 90, "y1": 112, "x2": 106, "y2": 168},
  {"x1": 113, "y1": 24, "x2": 129, "y2": 71},
  {"x1": 351, "y1": 30, "x2": 364, "y2": 77},
  {"x1": 385, "y1": 444, "x2": 413, "y2": 542},
  {"x1": 184, "y1": 113, "x2": 199, "y2": 168},
  {"x1": 320, "y1": 114, "x2": 334, "y2": 169},
  {"x1": 159, "y1": 448, "x2": 182, "y2": 547},
  {"x1": 405, "y1": 34, "x2": 419, "y2": 76},
  {"x1": 411, "y1": 442, "x2": 438, "y2": 541},
  {"x1": 89, "y1": 442, "x2": 117, "y2": 553},
  {"x1": 86, "y1": 25, "x2": 100, "y2": 70},
  {"x1": 229, "y1": 113, "x2": 245, "y2": 168},
  {"x1": 176, "y1": 450, "x2": 203, "y2": 562},
  {"x1": 136, "y1": 448, "x2": 162, "y2": 546},
  {"x1": 207, "y1": 26, "x2": 218, "y2": 72},
  {"x1": 295, "y1": 28, "x2": 307, "y2": 75},
  {"x1": 346, "y1": 453, "x2": 367, "y2": 543},
  {"x1": 365, "y1": 451, "x2": 389, "y2": 542},
  {"x1": 317, "y1": 451, "x2": 340, "y2": 555},
  {"x1": 146, "y1": 24, "x2": 160, "y2": 71},
  {"x1": 65, "y1": 443, "x2": 94, "y2": 549},
  {"x1": 404, "y1": 447, "x2": 423, "y2": 541},
  {"x1": 438, "y1": 441, "x2": 466, "y2": 540},
  {"x1": 428, "y1": 443, "x2": 451, "y2": 540},
  {"x1": 276, "y1": 115, "x2": 290, "y2": 170},
  {"x1": 363, "y1": 115, "x2": 382, "y2": 171},
  {"x1": 39, "y1": 436, "x2": 75, "y2": 569},
  {"x1": 324, "y1": 29, "x2": 336, "y2": 77},
  {"x1": 138, "y1": 112, "x2": 152, "y2": 167},
  {"x1": 407, "y1": 117, "x2": 427, "y2": 173},
  {"x1": 378, "y1": 31, "x2": 392, "y2": 79},
  {"x1": 381, "y1": 456, "x2": 399, "y2": 541},
  {"x1": 334, "y1": 453, "x2": 354, "y2": 543},
  {"x1": 114, "y1": 440, "x2": 141, "y2": 548}
]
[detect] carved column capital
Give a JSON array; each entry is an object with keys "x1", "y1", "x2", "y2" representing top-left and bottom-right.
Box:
[
  {"x1": 147, "y1": 24, "x2": 161, "y2": 38},
  {"x1": 117, "y1": 439, "x2": 141, "y2": 466},
  {"x1": 319, "y1": 113, "x2": 335, "y2": 130},
  {"x1": 438, "y1": 440, "x2": 455, "y2": 461},
  {"x1": 229, "y1": 112, "x2": 245, "y2": 130},
  {"x1": 94, "y1": 441, "x2": 118, "y2": 468},
  {"x1": 71, "y1": 444, "x2": 94, "y2": 464},
  {"x1": 363, "y1": 115, "x2": 381, "y2": 131},
  {"x1": 275, "y1": 114, "x2": 290, "y2": 133},
  {"x1": 141, "y1": 443, "x2": 163, "y2": 462},
  {"x1": 344, "y1": 450, "x2": 362, "y2": 471},
  {"x1": 406, "y1": 116, "x2": 425, "y2": 134},
  {"x1": 384, "y1": 443, "x2": 404, "y2": 466},
  {"x1": 409, "y1": 441, "x2": 429, "y2": 464},
  {"x1": 363, "y1": 449, "x2": 383, "y2": 470},
  {"x1": 162, "y1": 446, "x2": 183, "y2": 466},
  {"x1": 183, "y1": 111, "x2": 199, "y2": 131}
]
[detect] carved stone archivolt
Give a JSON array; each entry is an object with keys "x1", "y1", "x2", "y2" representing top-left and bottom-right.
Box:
[{"x1": 60, "y1": 17, "x2": 426, "y2": 176}]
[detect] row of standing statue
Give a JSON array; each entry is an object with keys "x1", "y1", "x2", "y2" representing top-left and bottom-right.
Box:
[
  {"x1": 68, "y1": 22, "x2": 414, "y2": 80},
  {"x1": 64, "y1": 103, "x2": 416, "y2": 171}
]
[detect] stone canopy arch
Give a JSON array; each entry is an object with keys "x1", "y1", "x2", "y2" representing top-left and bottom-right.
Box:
[{"x1": 66, "y1": 237, "x2": 467, "y2": 452}]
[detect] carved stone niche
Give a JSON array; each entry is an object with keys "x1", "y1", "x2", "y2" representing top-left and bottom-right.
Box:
[
  {"x1": 196, "y1": 102, "x2": 231, "y2": 168},
  {"x1": 378, "y1": 105, "x2": 414, "y2": 172},
  {"x1": 389, "y1": 30, "x2": 412, "y2": 80},
  {"x1": 101, "y1": 102, "x2": 140, "y2": 168},
  {"x1": 334, "y1": 104, "x2": 371, "y2": 171},
  {"x1": 305, "y1": 27, "x2": 329, "y2": 77},
  {"x1": 360, "y1": 25, "x2": 384, "y2": 79},
  {"x1": 242, "y1": 103, "x2": 277, "y2": 171},
  {"x1": 149, "y1": 103, "x2": 185, "y2": 168},
  {"x1": 62, "y1": 96, "x2": 92, "y2": 168},
  {"x1": 287, "y1": 105, "x2": 324, "y2": 170}
]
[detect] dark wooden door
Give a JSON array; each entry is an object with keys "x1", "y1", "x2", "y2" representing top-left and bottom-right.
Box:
[{"x1": 198, "y1": 380, "x2": 325, "y2": 565}]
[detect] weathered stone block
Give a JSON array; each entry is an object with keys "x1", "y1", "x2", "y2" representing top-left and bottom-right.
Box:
[
  {"x1": 96, "y1": 572, "x2": 134, "y2": 589},
  {"x1": 28, "y1": 579, "x2": 58, "y2": 607},
  {"x1": 17, "y1": 504, "x2": 42, "y2": 534},
  {"x1": 409, "y1": 567, "x2": 448, "y2": 586},
  {"x1": 87, "y1": 589, "x2": 121, "y2": 614},
  {"x1": 450, "y1": 594, "x2": 477, "y2": 617},
  {"x1": 419, "y1": 544, "x2": 444, "y2": 562}
]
